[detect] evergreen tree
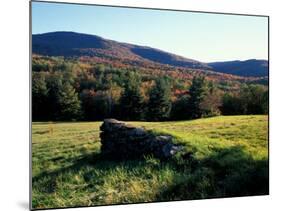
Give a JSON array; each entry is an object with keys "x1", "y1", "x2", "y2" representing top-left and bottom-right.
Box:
[
  {"x1": 240, "y1": 84, "x2": 268, "y2": 114},
  {"x1": 57, "y1": 82, "x2": 81, "y2": 121},
  {"x1": 187, "y1": 76, "x2": 208, "y2": 119},
  {"x1": 45, "y1": 72, "x2": 63, "y2": 120},
  {"x1": 262, "y1": 89, "x2": 269, "y2": 114},
  {"x1": 119, "y1": 72, "x2": 144, "y2": 120},
  {"x1": 147, "y1": 78, "x2": 171, "y2": 121},
  {"x1": 221, "y1": 93, "x2": 244, "y2": 115},
  {"x1": 170, "y1": 95, "x2": 189, "y2": 120},
  {"x1": 32, "y1": 72, "x2": 48, "y2": 120}
]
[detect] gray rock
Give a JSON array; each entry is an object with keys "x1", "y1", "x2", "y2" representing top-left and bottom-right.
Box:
[{"x1": 99, "y1": 119, "x2": 183, "y2": 160}]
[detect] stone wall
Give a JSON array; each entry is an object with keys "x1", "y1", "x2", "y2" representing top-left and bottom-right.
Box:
[{"x1": 100, "y1": 119, "x2": 182, "y2": 160}]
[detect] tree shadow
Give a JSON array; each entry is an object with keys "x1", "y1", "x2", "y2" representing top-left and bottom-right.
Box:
[
  {"x1": 157, "y1": 145, "x2": 269, "y2": 201},
  {"x1": 32, "y1": 145, "x2": 268, "y2": 204},
  {"x1": 32, "y1": 152, "x2": 153, "y2": 194},
  {"x1": 32, "y1": 152, "x2": 101, "y2": 193}
]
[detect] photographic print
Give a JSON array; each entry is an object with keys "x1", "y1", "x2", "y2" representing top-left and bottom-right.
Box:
[{"x1": 31, "y1": 1, "x2": 269, "y2": 209}]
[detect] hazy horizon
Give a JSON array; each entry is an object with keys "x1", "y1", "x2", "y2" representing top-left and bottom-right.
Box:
[{"x1": 32, "y1": 1, "x2": 268, "y2": 63}]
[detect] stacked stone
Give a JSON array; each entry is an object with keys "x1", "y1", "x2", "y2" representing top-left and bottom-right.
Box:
[{"x1": 100, "y1": 119, "x2": 182, "y2": 160}]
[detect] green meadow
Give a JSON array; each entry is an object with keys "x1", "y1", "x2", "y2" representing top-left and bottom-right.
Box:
[{"x1": 32, "y1": 115, "x2": 269, "y2": 209}]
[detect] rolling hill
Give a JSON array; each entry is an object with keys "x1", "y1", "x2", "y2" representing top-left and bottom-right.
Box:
[
  {"x1": 208, "y1": 60, "x2": 268, "y2": 77},
  {"x1": 32, "y1": 31, "x2": 211, "y2": 70},
  {"x1": 32, "y1": 31, "x2": 268, "y2": 77}
]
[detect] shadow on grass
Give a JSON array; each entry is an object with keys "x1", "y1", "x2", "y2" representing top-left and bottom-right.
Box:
[
  {"x1": 157, "y1": 145, "x2": 269, "y2": 200},
  {"x1": 32, "y1": 152, "x2": 101, "y2": 193},
  {"x1": 32, "y1": 145, "x2": 268, "y2": 202},
  {"x1": 32, "y1": 152, "x2": 154, "y2": 194}
]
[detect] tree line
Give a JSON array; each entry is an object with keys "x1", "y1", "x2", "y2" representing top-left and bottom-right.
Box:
[{"x1": 32, "y1": 59, "x2": 268, "y2": 121}]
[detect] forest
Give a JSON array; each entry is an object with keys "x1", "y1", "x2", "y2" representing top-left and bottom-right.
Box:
[{"x1": 32, "y1": 55, "x2": 268, "y2": 122}]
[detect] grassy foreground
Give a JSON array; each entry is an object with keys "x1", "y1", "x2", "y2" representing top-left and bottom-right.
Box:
[{"x1": 32, "y1": 115, "x2": 269, "y2": 209}]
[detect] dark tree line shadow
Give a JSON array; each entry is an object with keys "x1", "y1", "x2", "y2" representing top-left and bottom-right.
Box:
[
  {"x1": 32, "y1": 145, "x2": 269, "y2": 203},
  {"x1": 157, "y1": 146, "x2": 268, "y2": 200}
]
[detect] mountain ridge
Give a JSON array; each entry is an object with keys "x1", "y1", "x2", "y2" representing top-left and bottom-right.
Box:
[
  {"x1": 208, "y1": 59, "x2": 268, "y2": 77},
  {"x1": 32, "y1": 31, "x2": 268, "y2": 77}
]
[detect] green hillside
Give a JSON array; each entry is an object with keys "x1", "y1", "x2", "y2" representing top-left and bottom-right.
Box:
[{"x1": 32, "y1": 115, "x2": 268, "y2": 209}]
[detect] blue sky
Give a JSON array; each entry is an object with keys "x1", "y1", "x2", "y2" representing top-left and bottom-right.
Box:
[{"x1": 32, "y1": 1, "x2": 268, "y2": 62}]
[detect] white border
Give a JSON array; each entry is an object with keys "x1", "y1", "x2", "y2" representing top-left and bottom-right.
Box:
[{"x1": 1, "y1": 0, "x2": 281, "y2": 211}]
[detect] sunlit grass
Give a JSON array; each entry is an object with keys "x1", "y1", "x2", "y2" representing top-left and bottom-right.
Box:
[{"x1": 32, "y1": 115, "x2": 268, "y2": 209}]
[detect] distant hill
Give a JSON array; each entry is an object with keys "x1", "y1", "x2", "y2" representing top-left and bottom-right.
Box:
[
  {"x1": 32, "y1": 31, "x2": 211, "y2": 70},
  {"x1": 32, "y1": 31, "x2": 268, "y2": 77},
  {"x1": 32, "y1": 31, "x2": 108, "y2": 56},
  {"x1": 208, "y1": 60, "x2": 268, "y2": 77}
]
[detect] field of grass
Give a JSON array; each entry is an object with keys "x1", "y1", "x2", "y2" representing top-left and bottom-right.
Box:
[{"x1": 32, "y1": 115, "x2": 269, "y2": 209}]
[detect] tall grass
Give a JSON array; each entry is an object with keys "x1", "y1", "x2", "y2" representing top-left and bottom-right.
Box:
[{"x1": 32, "y1": 115, "x2": 268, "y2": 209}]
